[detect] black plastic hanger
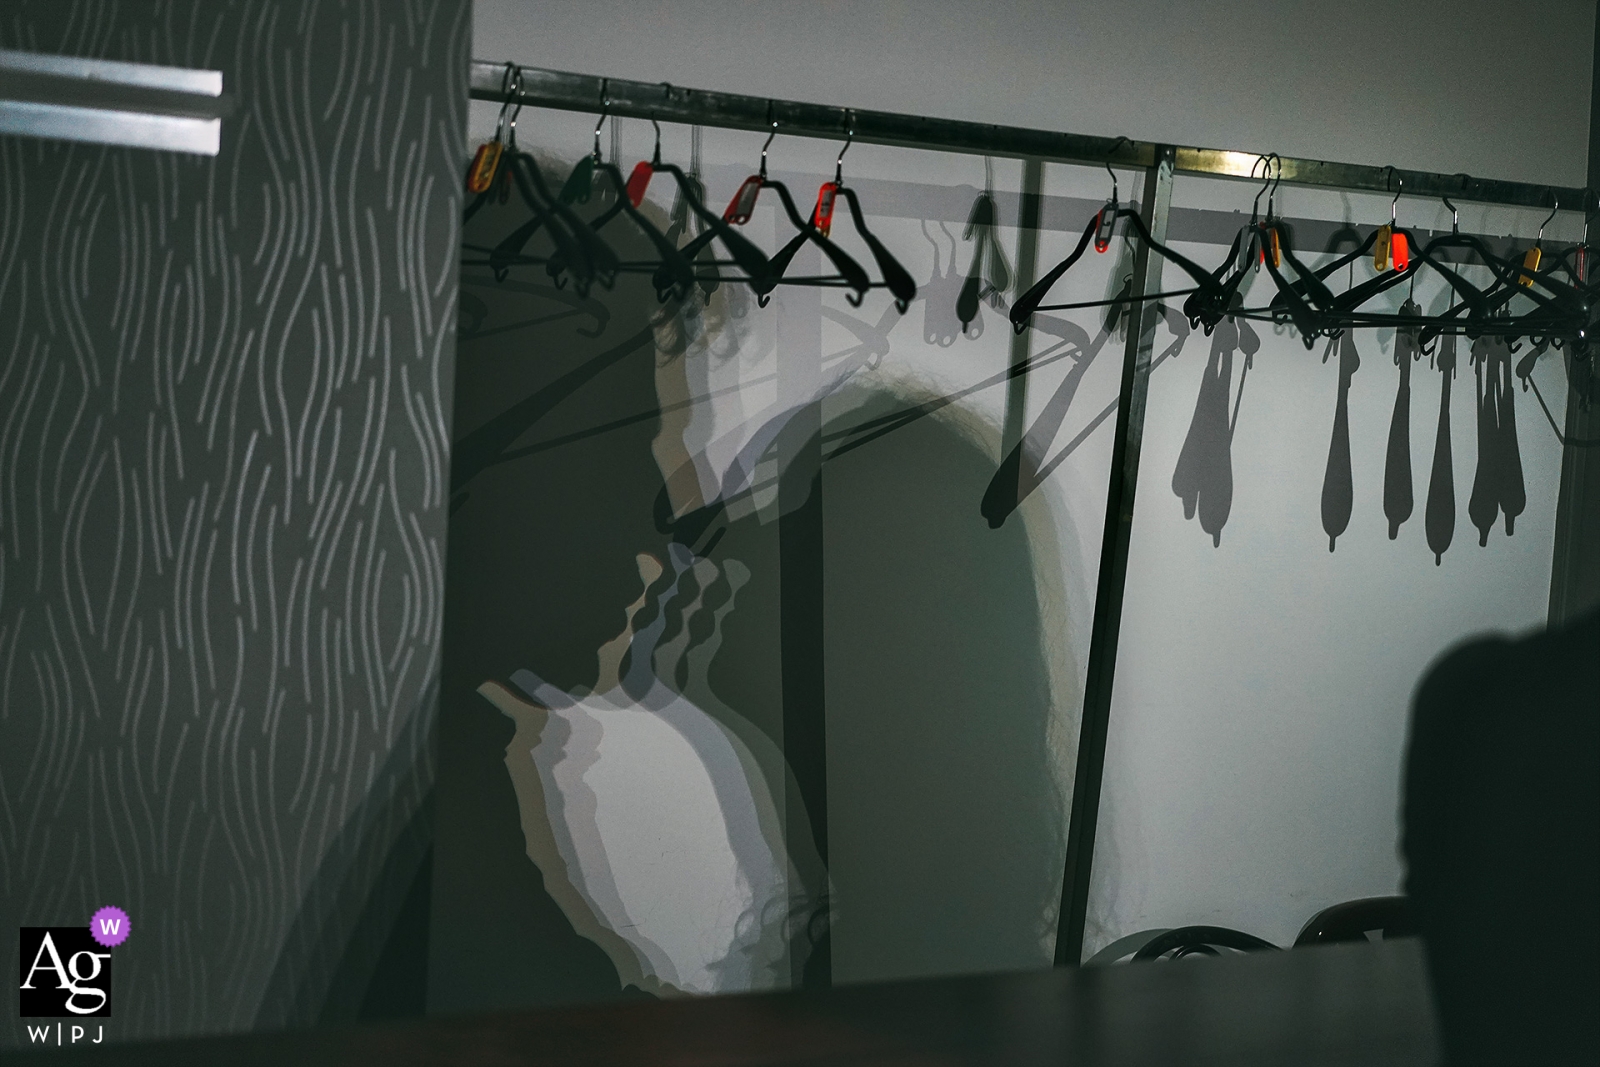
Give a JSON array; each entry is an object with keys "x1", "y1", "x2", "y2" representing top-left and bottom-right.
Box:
[
  {"x1": 1255, "y1": 174, "x2": 1512, "y2": 342},
  {"x1": 811, "y1": 117, "x2": 917, "y2": 312},
  {"x1": 465, "y1": 66, "x2": 611, "y2": 293},
  {"x1": 957, "y1": 157, "x2": 1011, "y2": 330},
  {"x1": 1184, "y1": 156, "x2": 1279, "y2": 333},
  {"x1": 505, "y1": 148, "x2": 621, "y2": 295},
  {"x1": 532, "y1": 100, "x2": 699, "y2": 301},
  {"x1": 612, "y1": 88, "x2": 778, "y2": 297},
  {"x1": 717, "y1": 109, "x2": 872, "y2": 307},
  {"x1": 486, "y1": 105, "x2": 609, "y2": 281},
  {"x1": 463, "y1": 64, "x2": 519, "y2": 226},
  {"x1": 1012, "y1": 142, "x2": 1224, "y2": 332}
]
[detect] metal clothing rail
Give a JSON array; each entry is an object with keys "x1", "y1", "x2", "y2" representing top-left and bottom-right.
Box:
[
  {"x1": 469, "y1": 60, "x2": 1586, "y2": 211},
  {"x1": 466, "y1": 58, "x2": 1587, "y2": 976}
]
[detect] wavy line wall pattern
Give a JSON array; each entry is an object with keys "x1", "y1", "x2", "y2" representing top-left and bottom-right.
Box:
[{"x1": 0, "y1": 0, "x2": 466, "y2": 1045}]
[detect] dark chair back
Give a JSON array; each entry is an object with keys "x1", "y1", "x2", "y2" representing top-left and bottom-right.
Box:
[
  {"x1": 1130, "y1": 925, "x2": 1279, "y2": 961},
  {"x1": 1293, "y1": 895, "x2": 1415, "y2": 947}
]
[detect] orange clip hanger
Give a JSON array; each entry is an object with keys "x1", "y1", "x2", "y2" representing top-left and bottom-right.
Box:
[
  {"x1": 1391, "y1": 231, "x2": 1410, "y2": 272},
  {"x1": 466, "y1": 140, "x2": 504, "y2": 194},
  {"x1": 1093, "y1": 206, "x2": 1116, "y2": 253},
  {"x1": 813, "y1": 182, "x2": 839, "y2": 237},
  {"x1": 1374, "y1": 225, "x2": 1392, "y2": 272},
  {"x1": 1257, "y1": 226, "x2": 1281, "y2": 269},
  {"x1": 723, "y1": 175, "x2": 763, "y2": 223},
  {"x1": 625, "y1": 161, "x2": 655, "y2": 208},
  {"x1": 1519, "y1": 246, "x2": 1542, "y2": 287}
]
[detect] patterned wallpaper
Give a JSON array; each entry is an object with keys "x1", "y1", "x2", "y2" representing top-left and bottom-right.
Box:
[{"x1": 0, "y1": 0, "x2": 466, "y2": 1045}]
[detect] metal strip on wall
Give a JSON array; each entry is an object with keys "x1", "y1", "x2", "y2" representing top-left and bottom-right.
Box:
[{"x1": 0, "y1": 47, "x2": 228, "y2": 154}]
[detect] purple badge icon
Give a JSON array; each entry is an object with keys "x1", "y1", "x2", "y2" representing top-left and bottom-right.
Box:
[{"x1": 90, "y1": 906, "x2": 130, "y2": 948}]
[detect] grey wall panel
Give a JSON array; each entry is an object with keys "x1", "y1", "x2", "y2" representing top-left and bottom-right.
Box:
[{"x1": 0, "y1": 0, "x2": 465, "y2": 1045}]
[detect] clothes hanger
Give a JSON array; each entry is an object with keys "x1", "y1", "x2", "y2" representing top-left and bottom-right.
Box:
[
  {"x1": 488, "y1": 66, "x2": 601, "y2": 286},
  {"x1": 486, "y1": 104, "x2": 608, "y2": 281},
  {"x1": 1293, "y1": 173, "x2": 1442, "y2": 328},
  {"x1": 654, "y1": 117, "x2": 795, "y2": 299},
  {"x1": 1540, "y1": 190, "x2": 1595, "y2": 286},
  {"x1": 1010, "y1": 142, "x2": 1128, "y2": 330},
  {"x1": 524, "y1": 79, "x2": 758, "y2": 301},
  {"x1": 1448, "y1": 192, "x2": 1583, "y2": 313},
  {"x1": 1255, "y1": 170, "x2": 1516, "y2": 342},
  {"x1": 1509, "y1": 193, "x2": 1594, "y2": 322},
  {"x1": 526, "y1": 88, "x2": 698, "y2": 301},
  {"x1": 808, "y1": 115, "x2": 917, "y2": 312},
  {"x1": 626, "y1": 89, "x2": 774, "y2": 293},
  {"x1": 527, "y1": 117, "x2": 769, "y2": 306},
  {"x1": 957, "y1": 156, "x2": 1011, "y2": 330},
  {"x1": 719, "y1": 105, "x2": 871, "y2": 307},
  {"x1": 1011, "y1": 139, "x2": 1222, "y2": 333},
  {"x1": 464, "y1": 64, "x2": 517, "y2": 216},
  {"x1": 1183, "y1": 155, "x2": 1277, "y2": 334},
  {"x1": 479, "y1": 65, "x2": 619, "y2": 294},
  {"x1": 1409, "y1": 186, "x2": 1574, "y2": 330},
  {"x1": 590, "y1": 111, "x2": 701, "y2": 300},
  {"x1": 1246, "y1": 167, "x2": 1496, "y2": 343},
  {"x1": 670, "y1": 123, "x2": 725, "y2": 304},
  {"x1": 742, "y1": 114, "x2": 920, "y2": 312},
  {"x1": 1402, "y1": 183, "x2": 1526, "y2": 348},
  {"x1": 1220, "y1": 156, "x2": 1368, "y2": 343}
]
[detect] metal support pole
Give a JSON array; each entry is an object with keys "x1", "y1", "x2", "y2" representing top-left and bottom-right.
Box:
[
  {"x1": 1547, "y1": 20, "x2": 1600, "y2": 624},
  {"x1": 1548, "y1": 383, "x2": 1600, "y2": 624},
  {"x1": 1053, "y1": 145, "x2": 1176, "y2": 967},
  {"x1": 1001, "y1": 159, "x2": 1045, "y2": 482}
]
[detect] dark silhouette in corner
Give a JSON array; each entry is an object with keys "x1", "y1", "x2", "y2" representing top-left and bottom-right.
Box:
[{"x1": 1403, "y1": 605, "x2": 1600, "y2": 1065}]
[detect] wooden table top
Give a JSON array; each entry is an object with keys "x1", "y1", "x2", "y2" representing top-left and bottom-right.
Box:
[{"x1": 12, "y1": 938, "x2": 1439, "y2": 1066}]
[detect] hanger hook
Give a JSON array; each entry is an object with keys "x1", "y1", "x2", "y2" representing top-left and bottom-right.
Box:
[
  {"x1": 1383, "y1": 166, "x2": 1401, "y2": 224},
  {"x1": 835, "y1": 109, "x2": 854, "y2": 185},
  {"x1": 1250, "y1": 154, "x2": 1274, "y2": 221},
  {"x1": 1104, "y1": 136, "x2": 1131, "y2": 204},
  {"x1": 648, "y1": 83, "x2": 677, "y2": 166},
  {"x1": 504, "y1": 65, "x2": 526, "y2": 149},
  {"x1": 495, "y1": 63, "x2": 522, "y2": 143},
  {"x1": 760, "y1": 101, "x2": 777, "y2": 179},
  {"x1": 1268, "y1": 154, "x2": 1284, "y2": 219},
  {"x1": 1538, "y1": 188, "x2": 1558, "y2": 243},
  {"x1": 1442, "y1": 172, "x2": 1469, "y2": 235},
  {"x1": 592, "y1": 78, "x2": 609, "y2": 159}
]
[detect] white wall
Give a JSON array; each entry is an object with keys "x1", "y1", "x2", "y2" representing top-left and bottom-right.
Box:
[
  {"x1": 473, "y1": 0, "x2": 1593, "y2": 186},
  {"x1": 1084, "y1": 178, "x2": 1574, "y2": 958},
  {"x1": 462, "y1": 0, "x2": 1594, "y2": 983}
]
